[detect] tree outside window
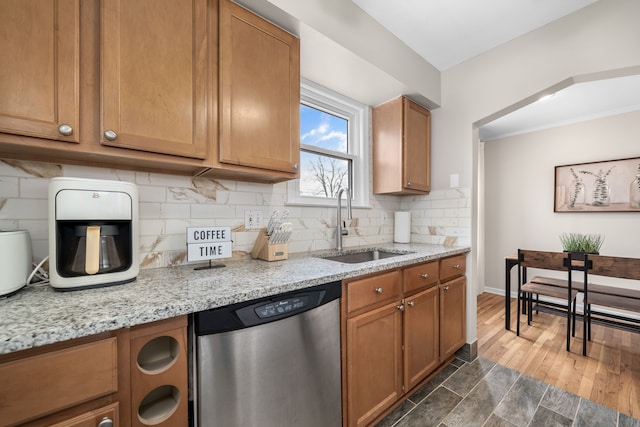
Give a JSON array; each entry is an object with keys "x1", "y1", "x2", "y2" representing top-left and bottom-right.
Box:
[
  {"x1": 287, "y1": 79, "x2": 369, "y2": 208},
  {"x1": 300, "y1": 104, "x2": 350, "y2": 198}
]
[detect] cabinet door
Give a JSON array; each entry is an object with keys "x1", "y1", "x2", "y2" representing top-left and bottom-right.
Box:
[
  {"x1": 0, "y1": 0, "x2": 79, "y2": 142},
  {"x1": 347, "y1": 301, "x2": 403, "y2": 427},
  {"x1": 403, "y1": 98, "x2": 430, "y2": 193},
  {"x1": 130, "y1": 317, "x2": 188, "y2": 427},
  {"x1": 0, "y1": 338, "x2": 118, "y2": 426},
  {"x1": 404, "y1": 286, "x2": 439, "y2": 391},
  {"x1": 101, "y1": 0, "x2": 208, "y2": 159},
  {"x1": 49, "y1": 402, "x2": 118, "y2": 427},
  {"x1": 440, "y1": 276, "x2": 466, "y2": 360},
  {"x1": 218, "y1": 0, "x2": 300, "y2": 174}
]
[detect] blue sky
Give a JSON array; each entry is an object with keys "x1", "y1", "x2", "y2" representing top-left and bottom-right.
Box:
[
  {"x1": 300, "y1": 104, "x2": 347, "y2": 152},
  {"x1": 299, "y1": 104, "x2": 349, "y2": 197}
]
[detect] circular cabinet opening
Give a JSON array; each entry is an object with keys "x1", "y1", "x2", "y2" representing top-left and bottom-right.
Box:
[
  {"x1": 138, "y1": 385, "x2": 181, "y2": 425},
  {"x1": 137, "y1": 336, "x2": 180, "y2": 374}
]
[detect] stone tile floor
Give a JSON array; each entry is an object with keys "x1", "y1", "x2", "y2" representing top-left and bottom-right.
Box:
[{"x1": 376, "y1": 357, "x2": 640, "y2": 427}]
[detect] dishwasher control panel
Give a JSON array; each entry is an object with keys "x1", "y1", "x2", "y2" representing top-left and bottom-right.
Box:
[
  {"x1": 194, "y1": 281, "x2": 342, "y2": 333},
  {"x1": 255, "y1": 296, "x2": 309, "y2": 318}
]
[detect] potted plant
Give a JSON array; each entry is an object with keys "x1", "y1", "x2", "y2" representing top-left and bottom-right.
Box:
[{"x1": 559, "y1": 232, "x2": 604, "y2": 255}]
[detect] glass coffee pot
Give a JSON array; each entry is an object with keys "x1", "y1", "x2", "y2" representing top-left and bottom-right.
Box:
[{"x1": 66, "y1": 225, "x2": 126, "y2": 275}]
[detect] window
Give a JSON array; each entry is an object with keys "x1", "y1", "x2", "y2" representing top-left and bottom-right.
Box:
[{"x1": 287, "y1": 79, "x2": 370, "y2": 207}]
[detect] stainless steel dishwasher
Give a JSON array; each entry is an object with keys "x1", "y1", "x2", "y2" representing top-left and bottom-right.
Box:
[{"x1": 192, "y1": 281, "x2": 342, "y2": 427}]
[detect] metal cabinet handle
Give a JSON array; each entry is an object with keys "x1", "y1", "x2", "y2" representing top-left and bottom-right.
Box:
[
  {"x1": 443, "y1": 286, "x2": 450, "y2": 291},
  {"x1": 453, "y1": 264, "x2": 460, "y2": 269},
  {"x1": 397, "y1": 304, "x2": 405, "y2": 312},
  {"x1": 58, "y1": 124, "x2": 73, "y2": 136},
  {"x1": 97, "y1": 417, "x2": 113, "y2": 427},
  {"x1": 407, "y1": 301, "x2": 415, "y2": 307},
  {"x1": 104, "y1": 130, "x2": 118, "y2": 141},
  {"x1": 293, "y1": 163, "x2": 299, "y2": 170},
  {"x1": 375, "y1": 287, "x2": 383, "y2": 294},
  {"x1": 421, "y1": 273, "x2": 429, "y2": 279},
  {"x1": 407, "y1": 181, "x2": 412, "y2": 187}
]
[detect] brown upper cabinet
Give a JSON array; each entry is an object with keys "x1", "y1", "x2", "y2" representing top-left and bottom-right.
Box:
[
  {"x1": 202, "y1": 0, "x2": 300, "y2": 181},
  {"x1": 0, "y1": 0, "x2": 300, "y2": 182},
  {"x1": 372, "y1": 96, "x2": 431, "y2": 194},
  {"x1": 0, "y1": 0, "x2": 80, "y2": 143},
  {"x1": 101, "y1": 0, "x2": 209, "y2": 159}
]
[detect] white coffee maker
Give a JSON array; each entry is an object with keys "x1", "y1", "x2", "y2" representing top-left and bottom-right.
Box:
[{"x1": 49, "y1": 177, "x2": 139, "y2": 290}]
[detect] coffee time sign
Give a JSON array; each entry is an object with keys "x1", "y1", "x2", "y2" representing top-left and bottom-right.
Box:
[{"x1": 187, "y1": 227, "x2": 232, "y2": 262}]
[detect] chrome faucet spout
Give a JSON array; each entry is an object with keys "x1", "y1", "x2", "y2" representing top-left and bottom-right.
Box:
[{"x1": 336, "y1": 188, "x2": 352, "y2": 252}]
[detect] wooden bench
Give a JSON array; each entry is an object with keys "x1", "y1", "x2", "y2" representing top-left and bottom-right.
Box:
[
  {"x1": 526, "y1": 258, "x2": 640, "y2": 348},
  {"x1": 529, "y1": 276, "x2": 640, "y2": 315},
  {"x1": 530, "y1": 275, "x2": 640, "y2": 314}
]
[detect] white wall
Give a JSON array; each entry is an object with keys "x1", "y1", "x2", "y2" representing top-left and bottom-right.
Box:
[
  {"x1": 484, "y1": 110, "x2": 640, "y2": 295},
  {"x1": 435, "y1": 0, "x2": 640, "y2": 191}
]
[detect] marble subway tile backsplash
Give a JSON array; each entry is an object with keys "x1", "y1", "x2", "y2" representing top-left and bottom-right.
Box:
[{"x1": 0, "y1": 159, "x2": 471, "y2": 269}]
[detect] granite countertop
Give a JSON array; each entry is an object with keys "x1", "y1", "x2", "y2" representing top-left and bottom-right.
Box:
[{"x1": 0, "y1": 243, "x2": 470, "y2": 355}]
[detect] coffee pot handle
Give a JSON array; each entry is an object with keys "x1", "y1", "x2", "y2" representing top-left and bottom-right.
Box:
[{"x1": 85, "y1": 226, "x2": 101, "y2": 275}]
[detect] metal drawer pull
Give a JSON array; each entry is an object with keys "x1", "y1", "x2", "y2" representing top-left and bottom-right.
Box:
[
  {"x1": 421, "y1": 273, "x2": 429, "y2": 279},
  {"x1": 97, "y1": 417, "x2": 113, "y2": 427},
  {"x1": 407, "y1": 301, "x2": 415, "y2": 307},
  {"x1": 58, "y1": 124, "x2": 73, "y2": 136},
  {"x1": 397, "y1": 304, "x2": 404, "y2": 311},
  {"x1": 104, "y1": 130, "x2": 118, "y2": 141},
  {"x1": 453, "y1": 264, "x2": 460, "y2": 269},
  {"x1": 443, "y1": 286, "x2": 450, "y2": 291},
  {"x1": 375, "y1": 287, "x2": 383, "y2": 294}
]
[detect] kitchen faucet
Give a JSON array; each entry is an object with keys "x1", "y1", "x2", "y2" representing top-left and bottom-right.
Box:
[{"x1": 336, "y1": 187, "x2": 352, "y2": 252}]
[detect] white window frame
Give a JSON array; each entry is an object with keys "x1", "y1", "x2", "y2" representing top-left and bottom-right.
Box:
[{"x1": 287, "y1": 79, "x2": 370, "y2": 208}]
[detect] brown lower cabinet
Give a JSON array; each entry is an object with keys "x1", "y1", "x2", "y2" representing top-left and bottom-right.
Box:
[
  {"x1": 347, "y1": 297, "x2": 404, "y2": 427},
  {"x1": 440, "y1": 275, "x2": 467, "y2": 360},
  {"x1": 342, "y1": 254, "x2": 467, "y2": 427},
  {"x1": 49, "y1": 403, "x2": 119, "y2": 427},
  {"x1": 404, "y1": 285, "x2": 440, "y2": 390},
  {"x1": 0, "y1": 316, "x2": 187, "y2": 427}
]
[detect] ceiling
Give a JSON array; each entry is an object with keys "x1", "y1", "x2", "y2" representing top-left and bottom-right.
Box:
[
  {"x1": 350, "y1": 0, "x2": 599, "y2": 71},
  {"x1": 478, "y1": 73, "x2": 640, "y2": 141},
  {"x1": 350, "y1": 0, "x2": 640, "y2": 140}
]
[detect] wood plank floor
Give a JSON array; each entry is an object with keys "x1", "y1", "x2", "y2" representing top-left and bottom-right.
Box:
[{"x1": 477, "y1": 293, "x2": 640, "y2": 419}]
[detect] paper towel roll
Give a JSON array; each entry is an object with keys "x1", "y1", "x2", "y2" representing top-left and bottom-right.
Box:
[{"x1": 394, "y1": 211, "x2": 411, "y2": 243}]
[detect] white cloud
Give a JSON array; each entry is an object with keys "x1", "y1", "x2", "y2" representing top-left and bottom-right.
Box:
[{"x1": 301, "y1": 124, "x2": 347, "y2": 152}]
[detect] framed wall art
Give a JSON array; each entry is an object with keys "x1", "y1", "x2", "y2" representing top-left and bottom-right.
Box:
[{"x1": 554, "y1": 156, "x2": 640, "y2": 212}]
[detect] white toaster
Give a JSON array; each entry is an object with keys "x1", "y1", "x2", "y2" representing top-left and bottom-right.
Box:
[{"x1": 0, "y1": 230, "x2": 32, "y2": 296}]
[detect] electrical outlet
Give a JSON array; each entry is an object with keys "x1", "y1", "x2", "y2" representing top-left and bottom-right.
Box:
[
  {"x1": 244, "y1": 210, "x2": 263, "y2": 230},
  {"x1": 253, "y1": 210, "x2": 263, "y2": 229}
]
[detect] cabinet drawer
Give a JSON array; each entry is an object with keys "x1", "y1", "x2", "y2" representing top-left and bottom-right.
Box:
[
  {"x1": 0, "y1": 338, "x2": 118, "y2": 426},
  {"x1": 347, "y1": 270, "x2": 402, "y2": 313},
  {"x1": 440, "y1": 255, "x2": 466, "y2": 282},
  {"x1": 404, "y1": 261, "x2": 439, "y2": 293},
  {"x1": 49, "y1": 402, "x2": 119, "y2": 427}
]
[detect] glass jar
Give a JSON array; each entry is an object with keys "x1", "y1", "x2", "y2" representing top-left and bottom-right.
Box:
[
  {"x1": 630, "y1": 176, "x2": 640, "y2": 209},
  {"x1": 591, "y1": 178, "x2": 610, "y2": 206},
  {"x1": 567, "y1": 178, "x2": 585, "y2": 209}
]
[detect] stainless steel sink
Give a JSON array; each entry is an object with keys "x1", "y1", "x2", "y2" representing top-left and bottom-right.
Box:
[{"x1": 320, "y1": 249, "x2": 413, "y2": 264}]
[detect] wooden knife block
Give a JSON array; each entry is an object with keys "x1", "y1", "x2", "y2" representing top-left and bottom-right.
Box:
[{"x1": 251, "y1": 228, "x2": 288, "y2": 261}]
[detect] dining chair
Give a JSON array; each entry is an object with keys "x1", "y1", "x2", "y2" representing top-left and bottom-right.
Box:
[
  {"x1": 517, "y1": 249, "x2": 577, "y2": 351},
  {"x1": 579, "y1": 254, "x2": 640, "y2": 356}
]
